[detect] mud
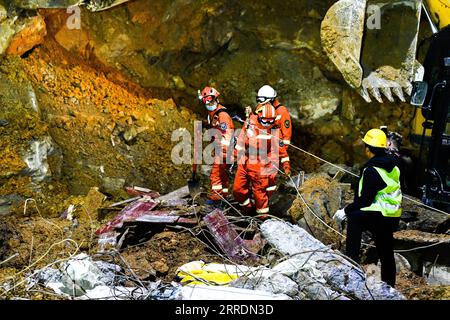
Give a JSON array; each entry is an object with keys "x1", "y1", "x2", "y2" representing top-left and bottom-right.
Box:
[{"x1": 120, "y1": 230, "x2": 226, "y2": 281}]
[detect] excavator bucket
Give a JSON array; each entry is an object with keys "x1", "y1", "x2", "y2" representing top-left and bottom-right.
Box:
[{"x1": 321, "y1": 0, "x2": 423, "y2": 103}]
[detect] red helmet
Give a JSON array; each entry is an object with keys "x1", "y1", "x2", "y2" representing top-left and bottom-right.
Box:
[
  {"x1": 255, "y1": 102, "x2": 276, "y2": 126},
  {"x1": 199, "y1": 86, "x2": 220, "y2": 104}
]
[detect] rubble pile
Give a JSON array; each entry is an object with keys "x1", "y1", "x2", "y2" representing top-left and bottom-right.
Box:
[
  {"x1": 0, "y1": 0, "x2": 449, "y2": 302},
  {"x1": 1, "y1": 177, "x2": 448, "y2": 300}
]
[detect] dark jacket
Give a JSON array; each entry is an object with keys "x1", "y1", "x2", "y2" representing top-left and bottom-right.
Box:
[{"x1": 345, "y1": 153, "x2": 401, "y2": 213}]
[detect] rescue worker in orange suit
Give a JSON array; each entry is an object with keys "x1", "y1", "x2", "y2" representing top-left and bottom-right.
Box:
[
  {"x1": 257, "y1": 85, "x2": 292, "y2": 184},
  {"x1": 198, "y1": 86, "x2": 234, "y2": 207},
  {"x1": 233, "y1": 102, "x2": 291, "y2": 217}
]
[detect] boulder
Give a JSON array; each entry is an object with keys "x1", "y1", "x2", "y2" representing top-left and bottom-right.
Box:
[
  {"x1": 6, "y1": 14, "x2": 47, "y2": 56},
  {"x1": 288, "y1": 175, "x2": 343, "y2": 245}
]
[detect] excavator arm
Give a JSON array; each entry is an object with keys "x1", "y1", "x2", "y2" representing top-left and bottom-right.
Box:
[{"x1": 321, "y1": 0, "x2": 450, "y2": 103}]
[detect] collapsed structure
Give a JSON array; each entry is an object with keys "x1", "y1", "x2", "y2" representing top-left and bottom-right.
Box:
[{"x1": 1, "y1": 174, "x2": 448, "y2": 300}]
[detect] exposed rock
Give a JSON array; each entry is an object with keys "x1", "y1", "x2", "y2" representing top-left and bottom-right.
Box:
[
  {"x1": 0, "y1": 29, "x2": 13, "y2": 56},
  {"x1": 22, "y1": 136, "x2": 54, "y2": 182},
  {"x1": 288, "y1": 175, "x2": 342, "y2": 245},
  {"x1": 101, "y1": 177, "x2": 126, "y2": 197},
  {"x1": 342, "y1": 88, "x2": 357, "y2": 121},
  {"x1": 54, "y1": 27, "x2": 91, "y2": 55},
  {"x1": 81, "y1": 187, "x2": 106, "y2": 220},
  {"x1": 6, "y1": 14, "x2": 47, "y2": 56},
  {"x1": 19, "y1": 39, "x2": 198, "y2": 195}
]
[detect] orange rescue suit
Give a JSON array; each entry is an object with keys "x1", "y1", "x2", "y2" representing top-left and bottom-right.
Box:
[
  {"x1": 207, "y1": 105, "x2": 234, "y2": 200},
  {"x1": 232, "y1": 114, "x2": 289, "y2": 215},
  {"x1": 273, "y1": 99, "x2": 292, "y2": 175}
]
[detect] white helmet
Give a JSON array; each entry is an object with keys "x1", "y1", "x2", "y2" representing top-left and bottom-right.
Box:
[{"x1": 257, "y1": 85, "x2": 277, "y2": 104}]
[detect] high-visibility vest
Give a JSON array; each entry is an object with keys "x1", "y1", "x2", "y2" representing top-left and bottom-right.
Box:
[{"x1": 358, "y1": 166, "x2": 402, "y2": 218}]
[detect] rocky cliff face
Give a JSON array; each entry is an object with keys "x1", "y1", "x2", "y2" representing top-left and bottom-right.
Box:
[{"x1": 45, "y1": 0, "x2": 417, "y2": 164}]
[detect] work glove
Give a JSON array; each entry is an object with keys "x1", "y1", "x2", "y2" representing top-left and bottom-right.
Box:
[
  {"x1": 283, "y1": 162, "x2": 291, "y2": 177},
  {"x1": 333, "y1": 209, "x2": 347, "y2": 231}
]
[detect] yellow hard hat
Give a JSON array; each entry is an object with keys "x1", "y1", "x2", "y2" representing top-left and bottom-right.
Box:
[{"x1": 362, "y1": 129, "x2": 387, "y2": 148}]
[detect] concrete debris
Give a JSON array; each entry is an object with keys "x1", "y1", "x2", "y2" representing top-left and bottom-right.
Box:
[
  {"x1": 273, "y1": 257, "x2": 347, "y2": 300},
  {"x1": 78, "y1": 285, "x2": 149, "y2": 300},
  {"x1": 30, "y1": 253, "x2": 121, "y2": 297},
  {"x1": 423, "y1": 265, "x2": 450, "y2": 285},
  {"x1": 231, "y1": 270, "x2": 300, "y2": 298},
  {"x1": 395, "y1": 253, "x2": 412, "y2": 272},
  {"x1": 260, "y1": 219, "x2": 406, "y2": 300},
  {"x1": 393, "y1": 230, "x2": 450, "y2": 277}
]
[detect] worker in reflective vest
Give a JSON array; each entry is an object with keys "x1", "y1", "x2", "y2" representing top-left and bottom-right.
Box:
[{"x1": 334, "y1": 128, "x2": 402, "y2": 287}]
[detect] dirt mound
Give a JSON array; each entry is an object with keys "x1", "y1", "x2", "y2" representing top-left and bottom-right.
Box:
[
  {"x1": 120, "y1": 230, "x2": 226, "y2": 281},
  {"x1": 288, "y1": 174, "x2": 343, "y2": 245}
]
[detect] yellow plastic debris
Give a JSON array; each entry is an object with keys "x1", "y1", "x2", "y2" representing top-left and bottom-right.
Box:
[{"x1": 176, "y1": 261, "x2": 243, "y2": 286}]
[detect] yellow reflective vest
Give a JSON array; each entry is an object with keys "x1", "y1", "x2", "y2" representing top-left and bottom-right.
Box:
[{"x1": 358, "y1": 166, "x2": 402, "y2": 218}]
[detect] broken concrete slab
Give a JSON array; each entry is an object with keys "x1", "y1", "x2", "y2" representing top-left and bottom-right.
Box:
[
  {"x1": 261, "y1": 219, "x2": 405, "y2": 300},
  {"x1": 230, "y1": 270, "x2": 300, "y2": 298},
  {"x1": 394, "y1": 230, "x2": 450, "y2": 244},
  {"x1": 273, "y1": 258, "x2": 348, "y2": 300},
  {"x1": 31, "y1": 253, "x2": 121, "y2": 297}
]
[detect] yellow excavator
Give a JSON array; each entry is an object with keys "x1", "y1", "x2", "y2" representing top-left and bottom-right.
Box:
[{"x1": 321, "y1": 0, "x2": 450, "y2": 208}]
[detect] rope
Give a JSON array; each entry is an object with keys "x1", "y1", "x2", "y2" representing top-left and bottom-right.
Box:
[
  {"x1": 274, "y1": 165, "x2": 450, "y2": 253},
  {"x1": 286, "y1": 142, "x2": 449, "y2": 216},
  {"x1": 394, "y1": 240, "x2": 450, "y2": 253}
]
